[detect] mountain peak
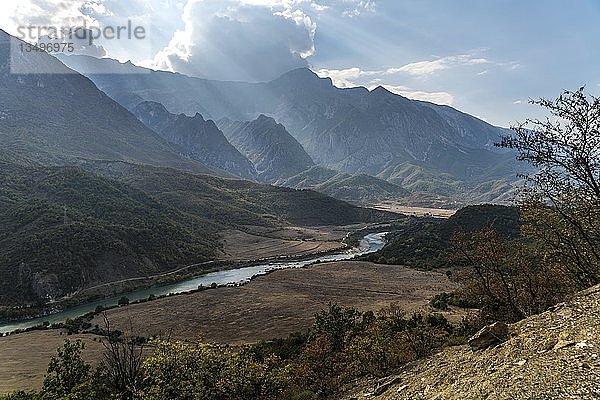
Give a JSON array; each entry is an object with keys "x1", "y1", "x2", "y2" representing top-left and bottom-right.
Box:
[
  {"x1": 132, "y1": 102, "x2": 256, "y2": 179},
  {"x1": 134, "y1": 101, "x2": 170, "y2": 119},
  {"x1": 273, "y1": 68, "x2": 333, "y2": 88},
  {"x1": 280, "y1": 67, "x2": 318, "y2": 79},
  {"x1": 256, "y1": 114, "x2": 275, "y2": 123},
  {"x1": 218, "y1": 116, "x2": 315, "y2": 183},
  {"x1": 370, "y1": 85, "x2": 394, "y2": 96}
]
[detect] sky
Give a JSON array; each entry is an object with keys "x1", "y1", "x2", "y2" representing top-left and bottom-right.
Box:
[{"x1": 1, "y1": 0, "x2": 599, "y2": 127}]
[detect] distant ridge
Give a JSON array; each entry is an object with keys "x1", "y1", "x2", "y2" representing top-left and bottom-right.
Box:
[
  {"x1": 57, "y1": 54, "x2": 519, "y2": 202},
  {"x1": 217, "y1": 115, "x2": 314, "y2": 183},
  {"x1": 133, "y1": 101, "x2": 257, "y2": 179},
  {"x1": 0, "y1": 30, "x2": 215, "y2": 175}
]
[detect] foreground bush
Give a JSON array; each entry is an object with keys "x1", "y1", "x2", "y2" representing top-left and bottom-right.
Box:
[
  {"x1": 140, "y1": 340, "x2": 290, "y2": 400},
  {"x1": 449, "y1": 229, "x2": 567, "y2": 322},
  {"x1": 3, "y1": 304, "x2": 476, "y2": 400}
]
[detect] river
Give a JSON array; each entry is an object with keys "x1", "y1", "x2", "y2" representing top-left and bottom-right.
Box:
[{"x1": 0, "y1": 232, "x2": 387, "y2": 335}]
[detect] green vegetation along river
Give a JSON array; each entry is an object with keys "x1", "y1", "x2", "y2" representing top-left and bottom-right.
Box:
[{"x1": 0, "y1": 232, "x2": 387, "y2": 335}]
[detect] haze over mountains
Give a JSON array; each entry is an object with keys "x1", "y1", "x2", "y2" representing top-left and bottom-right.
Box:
[
  {"x1": 216, "y1": 115, "x2": 315, "y2": 183},
  {"x1": 0, "y1": 30, "x2": 392, "y2": 307},
  {"x1": 132, "y1": 101, "x2": 256, "y2": 179},
  {"x1": 57, "y1": 54, "x2": 520, "y2": 203}
]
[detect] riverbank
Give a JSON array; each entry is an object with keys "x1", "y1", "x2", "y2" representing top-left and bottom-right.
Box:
[
  {"x1": 0, "y1": 225, "x2": 348, "y2": 324},
  {"x1": 0, "y1": 230, "x2": 389, "y2": 334},
  {"x1": 0, "y1": 260, "x2": 457, "y2": 392}
]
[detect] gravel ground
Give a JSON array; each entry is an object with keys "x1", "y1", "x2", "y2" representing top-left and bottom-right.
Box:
[{"x1": 349, "y1": 284, "x2": 600, "y2": 400}]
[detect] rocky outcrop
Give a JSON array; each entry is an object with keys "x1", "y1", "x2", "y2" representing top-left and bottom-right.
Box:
[
  {"x1": 346, "y1": 284, "x2": 600, "y2": 399},
  {"x1": 132, "y1": 101, "x2": 257, "y2": 180},
  {"x1": 217, "y1": 115, "x2": 314, "y2": 183},
  {"x1": 468, "y1": 321, "x2": 509, "y2": 350}
]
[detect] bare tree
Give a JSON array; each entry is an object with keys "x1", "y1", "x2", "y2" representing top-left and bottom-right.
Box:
[
  {"x1": 499, "y1": 88, "x2": 600, "y2": 287},
  {"x1": 101, "y1": 314, "x2": 146, "y2": 399}
]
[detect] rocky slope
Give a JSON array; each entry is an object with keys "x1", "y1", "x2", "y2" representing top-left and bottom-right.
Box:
[
  {"x1": 132, "y1": 101, "x2": 257, "y2": 179},
  {"x1": 56, "y1": 55, "x2": 519, "y2": 199},
  {"x1": 346, "y1": 285, "x2": 600, "y2": 399},
  {"x1": 217, "y1": 114, "x2": 314, "y2": 182},
  {"x1": 0, "y1": 30, "x2": 213, "y2": 175}
]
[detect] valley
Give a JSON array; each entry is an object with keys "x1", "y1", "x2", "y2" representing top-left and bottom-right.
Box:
[
  {"x1": 0, "y1": 229, "x2": 389, "y2": 333},
  {"x1": 0, "y1": 259, "x2": 456, "y2": 393},
  {"x1": 0, "y1": 7, "x2": 597, "y2": 398},
  {"x1": 87, "y1": 260, "x2": 455, "y2": 343}
]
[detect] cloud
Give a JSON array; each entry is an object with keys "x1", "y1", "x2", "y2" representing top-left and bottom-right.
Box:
[
  {"x1": 315, "y1": 67, "x2": 363, "y2": 87},
  {"x1": 148, "y1": 0, "x2": 376, "y2": 81},
  {"x1": 2, "y1": 0, "x2": 376, "y2": 81},
  {"x1": 1, "y1": 1, "x2": 109, "y2": 39},
  {"x1": 334, "y1": 0, "x2": 376, "y2": 17},
  {"x1": 315, "y1": 66, "x2": 384, "y2": 87},
  {"x1": 315, "y1": 68, "x2": 454, "y2": 105},
  {"x1": 149, "y1": 1, "x2": 312, "y2": 81},
  {"x1": 273, "y1": 0, "x2": 376, "y2": 17},
  {"x1": 499, "y1": 61, "x2": 523, "y2": 71},
  {"x1": 387, "y1": 54, "x2": 490, "y2": 76},
  {"x1": 378, "y1": 85, "x2": 454, "y2": 105},
  {"x1": 316, "y1": 53, "x2": 496, "y2": 87},
  {"x1": 39, "y1": 27, "x2": 107, "y2": 57}
]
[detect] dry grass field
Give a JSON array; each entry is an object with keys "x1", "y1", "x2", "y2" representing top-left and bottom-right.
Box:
[
  {"x1": 370, "y1": 203, "x2": 456, "y2": 218},
  {"x1": 0, "y1": 261, "x2": 456, "y2": 393},
  {"x1": 0, "y1": 331, "x2": 105, "y2": 393},
  {"x1": 88, "y1": 261, "x2": 456, "y2": 343},
  {"x1": 219, "y1": 223, "x2": 381, "y2": 260},
  {"x1": 220, "y1": 229, "x2": 344, "y2": 260}
]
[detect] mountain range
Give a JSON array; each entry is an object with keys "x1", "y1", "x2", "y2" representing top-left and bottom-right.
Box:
[
  {"x1": 0, "y1": 30, "x2": 393, "y2": 308},
  {"x1": 57, "y1": 54, "x2": 520, "y2": 203},
  {"x1": 216, "y1": 115, "x2": 314, "y2": 183}
]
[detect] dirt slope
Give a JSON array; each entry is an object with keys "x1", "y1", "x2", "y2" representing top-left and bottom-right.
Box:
[{"x1": 348, "y1": 285, "x2": 600, "y2": 400}]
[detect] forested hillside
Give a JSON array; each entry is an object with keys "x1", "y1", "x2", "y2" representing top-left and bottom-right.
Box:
[{"x1": 363, "y1": 205, "x2": 521, "y2": 268}]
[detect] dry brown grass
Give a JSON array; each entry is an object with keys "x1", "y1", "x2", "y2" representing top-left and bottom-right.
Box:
[
  {"x1": 369, "y1": 203, "x2": 456, "y2": 218},
  {"x1": 88, "y1": 261, "x2": 456, "y2": 343},
  {"x1": 220, "y1": 229, "x2": 343, "y2": 260},
  {"x1": 0, "y1": 331, "x2": 104, "y2": 394},
  {"x1": 219, "y1": 224, "x2": 381, "y2": 260},
  {"x1": 0, "y1": 261, "x2": 456, "y2": 393}
]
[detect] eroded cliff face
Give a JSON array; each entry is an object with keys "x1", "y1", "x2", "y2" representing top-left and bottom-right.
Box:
[{"x1": 346, "y1": 285, "x2": 600, "y2": 400}]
